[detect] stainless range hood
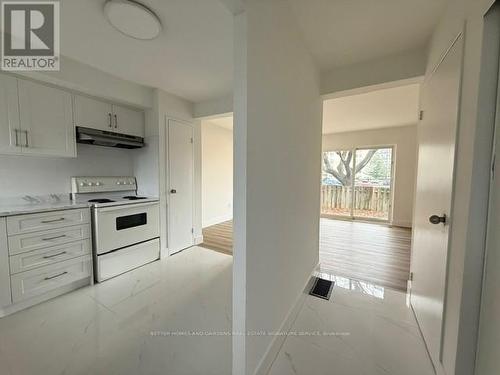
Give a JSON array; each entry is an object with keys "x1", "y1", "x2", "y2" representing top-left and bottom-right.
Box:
[{"x1": 76, "y1": 127, "x2": 144, "y2": 149}]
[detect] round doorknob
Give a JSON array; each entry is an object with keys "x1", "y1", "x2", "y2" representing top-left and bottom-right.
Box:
[
  {"x1": 429, "y1": 214, "x2": 447, "y2": 225},
  {"x1": 170, "y1": 189, "x2": 177, "y2": 194}
]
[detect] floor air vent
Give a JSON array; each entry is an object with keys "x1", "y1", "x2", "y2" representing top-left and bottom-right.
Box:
[{"x1": 309, "y1": 277, "x2": 334, "y2": 300}]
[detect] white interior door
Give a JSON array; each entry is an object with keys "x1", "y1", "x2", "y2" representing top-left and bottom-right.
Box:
[
  {"x1": 168, "y1": 119, "x2": 194, "y2": 254},
  {"x1": 410, "y1": 34, "x2": 463, "y2": 369}
]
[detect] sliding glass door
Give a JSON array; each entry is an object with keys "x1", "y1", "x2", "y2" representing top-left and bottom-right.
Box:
[{"x1": 321, "y1": 147, "x2": 394, "y2": 222}]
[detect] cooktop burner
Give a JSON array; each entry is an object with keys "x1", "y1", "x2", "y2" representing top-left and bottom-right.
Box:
[
  {"x1": 88, "y1": 198, "x2": 116, "y2": 203},
  {"x1": 123, "y1": 196, "x2": 147, "y2": 200}
]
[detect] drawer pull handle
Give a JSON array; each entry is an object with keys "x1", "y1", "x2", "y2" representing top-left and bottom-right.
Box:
[
  {"x1": 42, "y1": 251, "x2": 67, "y2": 259},
  {"x1": 42, "y1": 234, "x2": 67, "y2": 241},
  {"x1": 44, "y1": 271, "x2": 68, "y2": 280},
  {"x1": 41, "y1": 218, "x2": 66, "y2": 224}
]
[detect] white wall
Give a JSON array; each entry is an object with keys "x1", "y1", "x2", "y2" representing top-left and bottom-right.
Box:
[
  {"x1": 233, "y1": 2, "x2": 323, "y2": 374},
  {"x1": 202, "y1": 121, "x2": 233, "y2": 227},
  {"x1": 419, "y1": 0, "x2": 496, "y2": 374},
  {"x1": 17, "y1": 55, "x2": 153, "y2": 108},
  {"x1": 321, "y1": 47, "x2": 427, "y2": 97},
  {"x1": 0, "y1": 144, "x2": 133, "y2": 197},
  {"x1": 322, "y1": 125, "x2": 418, "y2": 227}
]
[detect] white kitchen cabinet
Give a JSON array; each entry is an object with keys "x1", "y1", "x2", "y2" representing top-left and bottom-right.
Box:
[
  {"x1": 73, "y1": 94, "x2": 145, "y2": 138},
  {"x1": 0, "y1": 74, "x2": 22, "y2": 154},
  {"x1": 18, "y1": 79, "x2": 76, "y2": 157},
  {"x1": 73, "y1": 94, "x2": 113, "y2": 132},
  {"x1": 112, "y1": 104, "x2": 145, "y2": 137},
  {"x1": 0, "y1": 218, "x2": 12, "y2": 308}
]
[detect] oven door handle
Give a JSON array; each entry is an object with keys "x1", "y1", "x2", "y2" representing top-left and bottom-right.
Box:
[{"x1": 94, "y1": 201, "x2": 159, "y2": 213}]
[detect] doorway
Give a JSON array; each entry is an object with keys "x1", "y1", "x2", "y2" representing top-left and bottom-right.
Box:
[{"x1": 321, "y1": 146, "x2": 394, "y2": 222}]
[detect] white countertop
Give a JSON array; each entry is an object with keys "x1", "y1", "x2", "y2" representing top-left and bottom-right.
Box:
[{"x1": 0, "y1": 195, "x2": 90, "y2": 217}]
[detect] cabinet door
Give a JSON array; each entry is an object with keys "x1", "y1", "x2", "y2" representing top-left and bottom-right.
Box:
[
  {"x1": 18, "y1": 80, "x2": 76, "y2": 157},
  {"x1": 0, "y1": 218, "x2": 12, "y2": 308},
  {"x1": 0, "y1": 74, "x2": 22, "y2": 155},
  {"x1": 74, "y1": 94, "x2": 113, "y2": 132},
  {"x1": 112, "y1": 104, "x2": 145, "y2": 137}
]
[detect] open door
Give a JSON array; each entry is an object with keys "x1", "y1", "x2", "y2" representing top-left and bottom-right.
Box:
[{"x1": 410, "y1": 34, "x2": 463, "y2": 370}]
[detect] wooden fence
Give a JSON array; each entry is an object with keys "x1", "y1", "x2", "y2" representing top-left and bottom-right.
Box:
[{"x1": 321, "y1": 185, "x2": 391, "y2": 215}]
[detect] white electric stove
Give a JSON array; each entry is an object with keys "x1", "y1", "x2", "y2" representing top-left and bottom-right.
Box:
[{"x1": 71, "y1": 176, "x2": 160, "y2": 282}]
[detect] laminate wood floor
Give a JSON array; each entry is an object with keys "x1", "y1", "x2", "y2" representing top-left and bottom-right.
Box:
[
  {"x1": 200, "y1": 218, "x2": 412, "y2": 291},
  {"x1": 201, "y1": 220, "x2": 233, "y2": 255},
  {"x1": 320, "y1": 218, "x2": 411, "y2": 291}
]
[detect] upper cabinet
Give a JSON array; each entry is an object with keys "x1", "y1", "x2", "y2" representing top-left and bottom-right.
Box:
[
  {"x1": 0, "y1": 74, "x2": 22, "y2": 154},
  {"x1": 0, "y1": 75, "x2": 76, "y2": 158},
  {"x1": 18, "y1": 80, "x2": 75, "y2": 157},
  {"x1": 74, "y1": 94, "x2": 145, "y2": 138},
  {"x1": 0, "y1": 73, "x2": 145, "y2": 158},
  {"x1": 73, "y1": 95, "x2": 113, "y2": 132},
  {"x1": 112, "y1": 104, "x2": 144, "y2": 138}
]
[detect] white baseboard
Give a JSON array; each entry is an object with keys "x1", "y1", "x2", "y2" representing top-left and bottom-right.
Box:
[
  {"x1": 202, "y1": 214, "x2": 233, "y2": 228},
  {"x1": 254, "y1": 262, "x2": 319, "y2": 375},
  {"x1": 194, "y1": 235, "x2": 204, "y2": 245}
]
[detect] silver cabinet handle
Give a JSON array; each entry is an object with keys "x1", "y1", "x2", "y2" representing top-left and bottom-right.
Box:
[
  {"x1": 108, "y1": 113, "x2": 112, "y2": 128},
  {"x1": 114, "y1": 114, "x2": 118, "y2": 128},
  {"x1": 41, "y1": 218, "x2": 65, "y2": 224},
  {"x1": 42, "y1": 234, "x2": 66, "y2": 241},
  {"x1": 43, "y1": 251, "x2": 67, "y2": 259},
  {"x1": 44, "y1": 271, "x2": 68, "y2": 280}
]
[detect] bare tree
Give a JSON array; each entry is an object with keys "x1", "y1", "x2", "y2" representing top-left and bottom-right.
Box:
[{"x1": 322, "y1": 150, "x2": 377, "y2": 186}]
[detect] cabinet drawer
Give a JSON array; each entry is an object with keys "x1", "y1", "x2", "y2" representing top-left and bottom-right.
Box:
[
  {"x1": 9, "y1": 239, "x2": 91, "y2": 274},
  {"x1": 8, "y1": 224, "x2": 90, "y2": 255},
  {"x1": 11, "y1": 255, "x2": 92, "y2": 303},
  {"x1": 7, "y1": 208, "x2": 90, "y2": 235}
]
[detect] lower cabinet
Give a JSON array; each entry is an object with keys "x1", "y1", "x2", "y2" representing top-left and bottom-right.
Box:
[
  {"x1": 10, "y1": 255, "x2": 92, "y2": 303},
  {"x1": 0, "y1": 208, "x2": 93, "y2": 316},
  {"x1": 0, "y1": 218, "x2": 12, "y2": 309}
]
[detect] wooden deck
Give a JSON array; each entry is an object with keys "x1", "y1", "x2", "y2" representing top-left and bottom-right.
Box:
[{"x1": 200, "y1": 218, "x2": 412, "y2": 291}]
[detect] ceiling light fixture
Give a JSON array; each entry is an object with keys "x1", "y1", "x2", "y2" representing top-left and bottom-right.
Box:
[{"x1": 104, "y1": 0, "x2": 162, "y2": 40}]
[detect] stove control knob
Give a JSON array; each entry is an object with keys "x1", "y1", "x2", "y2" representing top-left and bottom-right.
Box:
[
  {"x1": 96, "y1": 182, "x2": 102, "y2": 186},
  {"x1": 117, "y1": 181, "x2": 122, "y2": 185},
  {"x1": 79, "y1": 182, "x2": 86, "y2": 187},
  {"x1": 129, "y1": 180, "x2": 134, "y2": 185}
]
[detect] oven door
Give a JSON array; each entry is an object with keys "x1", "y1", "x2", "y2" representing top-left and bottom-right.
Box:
[{"x1": 93, "y1": 202, "x2": 159, "y2": 255}]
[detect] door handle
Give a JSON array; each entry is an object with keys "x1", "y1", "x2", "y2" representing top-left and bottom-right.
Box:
[
  {"x1": 108, "y1": 113, "x2": 112, "y2": 128},
  {"x1": 114, "y1": 114, "x2": 118, "y2": 128},
  {"x1": 429, "y1": 214, "x2": 447, "y2": 225},
  {"x1": 14, "y1": 129, "x2": 19, "y2": 146},
  {"x1": 170, "y1": 189, "x2": 177, "y2": 194}
]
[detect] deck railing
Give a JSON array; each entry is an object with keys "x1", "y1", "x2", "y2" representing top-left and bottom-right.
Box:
[{"x1": 320, "y1": 185, "x2": 391, "y2": 217}]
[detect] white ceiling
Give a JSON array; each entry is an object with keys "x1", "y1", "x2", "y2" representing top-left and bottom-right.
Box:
[
  {"x1": 209, "y1": 116, "x2": 233, "y2": 131},
  {"x1": 289, "y1": 0, "x2": 447, "y2": 71},
  {"x1": 60, "y1": 0, "x2": 233, "y2": 103},
  {"x1": 322, "y1": 84, "x2": 420, "y2": 134}
]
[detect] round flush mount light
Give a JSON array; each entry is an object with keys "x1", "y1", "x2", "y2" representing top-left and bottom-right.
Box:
[{"x1": 104, "y1": 0, "x2": 162, "y2": 40}]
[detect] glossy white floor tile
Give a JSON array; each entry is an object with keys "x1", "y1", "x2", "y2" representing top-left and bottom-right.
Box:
[
  {"x1": 0, "y1": 246, "x2": 232, "y2": 375},
  {"x1": 268, "y1": 272, "x2": 435, "y2": 375}
]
